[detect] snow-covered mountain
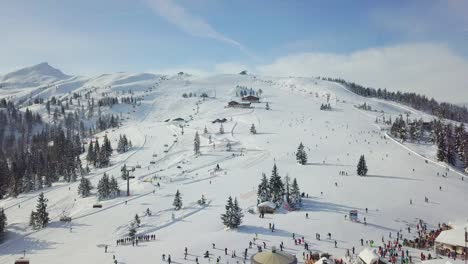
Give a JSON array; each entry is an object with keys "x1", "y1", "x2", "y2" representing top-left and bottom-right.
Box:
[
  {"x1": 0, "y1": 64, "x2": 467, "y2": 264},
  {"x1": 0, "y1": 62, "x2": 71, "y2": 88}
]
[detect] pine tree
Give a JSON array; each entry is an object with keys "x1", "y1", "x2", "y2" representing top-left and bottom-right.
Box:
[
  {"x1": 226, "y1": 142, "x2": 232, "y2": 151},
  {"x1": 134, "y1": 214, "x2": 141, "y2": 227},
  {"x1": 250, "y1": 124, "x2": 257, "y2": 134},
  {"x1": 283, "y1": 175, "x2": 291, "y2": 203},
  {"x1": 173, "y1": 189, "x2": 183, "y2": 210},
  {"x1": 97, "y1": 173, "x2": 110, "y2": 200},
  {"x1": 0, "y1": 208, "x2": 6, "y2": 235},
  {"x1": 437, "y1": 135, "x2": 447, "y2": 162},
  {"x1": 35, "y1": 192, "x2": 49, "y2": 228},
  {"x1": 296, "y1": 142, "x2": 307, "y2": 165},
  {"x1": 290, "y1": 178, "x2": 301, "y2": 207},
  {"x1": 265, "y1": 102, "x2": 270, "y2": 110},
  {"x1": 29, "y1": 211, "x2": 38, "y2": 229},
  {"x1": 232, "y1": 198, "x2": 244, "y2": 228},
  {"x1": 357, "y1": 155, "x2": 368, "y2": 176},
  {"x1": 128, "y1": 221, "x2": 137, "y2": 239},
  {"x1": 78, "y1": 176, "x2": 92, "y2": 197},
  {"x1": 194, "y1": 131, "x2": 201, "y2": 155},
  {"x1": 269, "y1": 164, "x2": 284, "y2": 203},
  {"x1": 103, "y1": 134, "x2": 113, "y2": 157},
  {"x1": 221, "y1": 196, "x2": 243, "y2": 229},
  {"x1": 257, "y1": 173, "x2": 270, "y2": 204},
  {"x1": 219, "y1": 124, "x2": 224, "y2": 134},
  {"x1": 204, "y1": 126, "x2": 208, "y2": 134},
  {"x1": 221, "y1": 196, "x2": 234, "y2": 228},
  {"x1": 86, "y1": 141, "x2": 95, "y2": 164},
  {"x1": 109, "y1": 176, "x2": 120, "y2": 198},
  {"x1": 121, "y1": 164, "x2": 129, "y2": 180},
  {"x1": 94, "y1": 139, "x2": 101, "y2": 167}
]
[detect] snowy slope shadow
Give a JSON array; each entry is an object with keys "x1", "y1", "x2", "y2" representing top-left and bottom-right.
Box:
[{"x1": 237, "y1": 225, "x2": 291, "y2": 238}]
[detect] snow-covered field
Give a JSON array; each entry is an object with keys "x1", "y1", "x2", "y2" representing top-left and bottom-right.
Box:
[{"x1": 0, "y1": 70, "x2": 467, "y2": 264}]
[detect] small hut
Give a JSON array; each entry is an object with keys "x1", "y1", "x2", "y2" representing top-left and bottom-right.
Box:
[
  {"x1": 358, "y1": 248, "x2": 380, "y2": 264},
  {"x1": 257, "y1": 201, "x2": 276, "y2": 214},
  {"x1": 251, "y1": 248, "x2": 297, "y2": 264},
  {"x1": 435, "y1": 224, "x2": 468, "y2": 255}
]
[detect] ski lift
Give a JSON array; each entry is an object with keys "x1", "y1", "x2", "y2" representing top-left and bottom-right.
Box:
[
  {"x1": 15, "y1": 258, "x2": 29, "y2": 264},
  {"x1": 349, "y1": 210, "x2": 358, "y2": 221},
  {"x1": 152, "y1": 153, "x2": 157, "y2": 158},
  {"x1": 93, "y1": 204, "x2": 103, "y2": 208},
  {"x1": 150, "y1": 161, "x2": 156, "y2": 165}
]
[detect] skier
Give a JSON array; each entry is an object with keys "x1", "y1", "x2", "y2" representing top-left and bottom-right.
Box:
[
  {"x1": 334, "y1": 240, "x2": 337, "y2": 248},
  {"x1": 168, "y1": 254, "x2": 171, "y2": 264},
  {"x1": 105, "y1": 245, "x2": 108, "y2": 253}
]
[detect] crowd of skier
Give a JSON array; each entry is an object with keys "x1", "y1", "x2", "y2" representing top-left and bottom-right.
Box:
[{"x1": 116, "y1": 233, "x2": 156, "y2": 246}]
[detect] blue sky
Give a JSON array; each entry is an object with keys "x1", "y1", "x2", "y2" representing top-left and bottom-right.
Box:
[{"x1": 1, "y1": 0, "x2": 467, "y2": 102}]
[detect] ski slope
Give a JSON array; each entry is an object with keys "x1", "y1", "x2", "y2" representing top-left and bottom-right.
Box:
[{"x1": 0, "y1": 72, "x2": 467, "y2": 264}]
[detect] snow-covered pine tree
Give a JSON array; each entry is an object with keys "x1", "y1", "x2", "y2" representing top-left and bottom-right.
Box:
[
  {"x1": 109, "y1": 176, "x2": 120, "y2": 198},
  {"x1": 78, "y1": 176, "x2": 92, "y2": 197},
  {"x1": 0, "y1": 208, "x2": 6, "y2": 235},
  {"x1": 283, "y1": 175, "x2": 291, "y2": 203},
  {"x1": 221, "y1": 196, "x2": 234, "y2": 228},
  {"x1": 94, "y1": 139, "x2": 101, "y2": 167},
  {"x1": 257, "y1": 173, "x2": 270, "y2": 204},
  {"x1": 35, "y1": 192, "x2": 49, "y2": 228},
  {"x1": 204, "y1": 126, "x2": 208, "y2": 134},
  {"x1": 97, "y1": 173, "x2": 110, "y2": 200},
  {"x1": 128, "y1": 221, "x2": 137, "y2": 239},
  {"x1": 290, "y1": 178, "x2": 301, "y2": 207},
  {"x1": 232, "y1": 197, "x2": 244, "y2": 228},
  {"x1": 444, "y1": 124, "x2": 456, "y2": 166},
  {"x1": 265, "y1": 102, "x2": 270, "y2": 110},
  {"x1": 437, "y1": 135, "x2": 447, "y2": 162},
  {"x1": 357, "y1": 155, "x2": 368, "y2": 176},
  {"x1": 121, "y1": 164, "x2": 129, "y2": 180},
  {"x1": 219, "y1": 124, "x2": 224, "y2": 134},
  {"x1": 29, "y1": 211, "x2": 38, "y2": 229},
  {"x1": 134, "y1": 214, "x2": 141, "y2": 227},
  {"x1": 194, "y1": 131, "x2": 201, "y2": 155},
  {"x1": 226, "y1": 142, "x2": 232, "y2": 152},
  {"x1": 296, "y1": 142, "x2": 307, "y2": 165},
  {"x1": 86, "y1": 141, "x2": 95, "y2": 164},
  {"x1": 269, "y1": 164, "x2": 284, "y2": 204},
  {"x1": 250, "y1": 124, "x2": 257, "y2": 134},
  {"x1": 173, "y1": 189, "x2": 183, "y2": 210}
]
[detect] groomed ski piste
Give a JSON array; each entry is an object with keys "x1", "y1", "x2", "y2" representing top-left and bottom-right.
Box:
[{"x1": 1, "y1": 69, "x2": 467, "y2": 264}]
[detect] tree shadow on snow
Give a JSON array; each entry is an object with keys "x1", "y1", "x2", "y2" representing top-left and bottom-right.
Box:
[
  {"x1": 301, "y1": 198, "x2": 362, "y2": 215},
  {"x1": 365, "y1": 174, "x2": 422, "y2": 182},
  {"x1": 305, "y1": 162, "x2": 353, "y2": 167},
  {"x1": 0, "y1": 232, "x2": 61, "y2": 255}
]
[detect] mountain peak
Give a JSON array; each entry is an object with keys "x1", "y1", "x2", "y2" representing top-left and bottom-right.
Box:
[{"x1": 1, "y1": 62, "x2": 71, "y2": 88}]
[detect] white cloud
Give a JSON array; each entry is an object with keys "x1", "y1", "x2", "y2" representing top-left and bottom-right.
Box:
[
  {"x1": 145, "y1": 0, "x2": 254, "y2": 57},
  {"x1": 255, "y1": 43, "x2": 468, "y2": 103}
]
